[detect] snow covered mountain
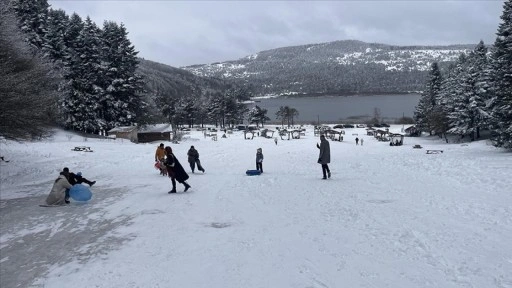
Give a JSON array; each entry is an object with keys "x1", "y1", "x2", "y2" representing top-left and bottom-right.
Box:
[{"x1": 183, "y1": 40, "x2": 475, "y2": 97}]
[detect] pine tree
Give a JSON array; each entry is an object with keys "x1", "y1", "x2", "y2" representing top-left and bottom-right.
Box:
[
  {"x1": 435, "y1": 63, "x2": 458, "y2": 142},
  {"x1": 248, "y1": 105, "x2": 270, "y2": 127},
  {"x1": 100, "y1": 21, "x2": 145, "y2": 130},
  {"x1": 414, "y1": 62, "x2": 442, "y2": 135},
  {"x1": 42, "y1": 9, "x2": 68, "y2": 62},
  {"x1": 468, "y1": 41, "x2": 492, "y2": 139},
  {"x1": 446, "y1": 43, "x2": 491, "y2": 141},
  {"x1": 12, "y1": 0, "x2": 49, "y2": 49},
  {"x1": 489, "y1": 0, "x2": 512, "y2": 149},
  {"x1": 64, "y1": 16, "x2": 104, "y2": 132}
]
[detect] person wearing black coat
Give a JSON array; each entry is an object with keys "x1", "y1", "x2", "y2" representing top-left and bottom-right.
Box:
[
  {"x1": 187, "y1": 146, "x2": 205, "y2": 173},
  {"x1": 164, "y1": 146, "x2": 191, "y2": 193},
  {"x1": 316, "y1": 135, "x2": 331, "y2": 179}
]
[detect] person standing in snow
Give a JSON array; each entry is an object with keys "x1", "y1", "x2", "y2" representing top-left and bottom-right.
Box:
[
  {"x1": 164, "y1": 146, "x2": 191, "y2": 193},
  {"x1": 155, "y1": 143, "x2": 166, "y2": 176},
  {"x1": 256, "y1": 148, "x2": 264, "y2": 173},
  {"x1": 187, "y1": 145, "x2": 205, "y2": 173},
  {"x1": 45, "y1": 169, "x2": 73, "y2": 206},
  {"x1": 316, "y1": 135, "x2": 331, "y2": 179},
  {"x1": 360, "y1": 138, "x2": 364, "y2": 146},
  {"x1": 355, "y1": 137, "x2": 359, "y2": 145}
]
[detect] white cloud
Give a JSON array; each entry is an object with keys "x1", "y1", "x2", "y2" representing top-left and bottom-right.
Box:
[{"x1": 48, "y1": 0, "x2": 505, "y2": 67}]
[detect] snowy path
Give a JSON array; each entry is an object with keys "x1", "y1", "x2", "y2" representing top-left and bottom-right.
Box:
[{"x1": 1, "y1": 127, "x2": 511, "y2": 287}]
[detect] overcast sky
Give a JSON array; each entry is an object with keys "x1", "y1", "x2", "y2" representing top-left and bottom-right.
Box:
[{"x1": 48, "y1": 0, "x2": 505, "y2": 67}]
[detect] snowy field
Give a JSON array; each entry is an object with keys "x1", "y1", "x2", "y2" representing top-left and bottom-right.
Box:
[{"x1": 1, "y1": 125, "x2": 511, "y2": 288}]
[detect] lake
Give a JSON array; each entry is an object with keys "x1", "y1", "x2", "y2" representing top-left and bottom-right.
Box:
[{"x1": 247, "y1": 94, "x2": 421, "y2": 124}]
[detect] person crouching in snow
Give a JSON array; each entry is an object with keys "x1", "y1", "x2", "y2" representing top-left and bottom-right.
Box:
[
  {"x1": 187, "y1": 145, "x2": 205, "y2": 173},
  {"x1": 45, "y1": 170, "x2": 73, "y2": 206},
  {"x1": 164, "y1": 146, "x2": 191, "y2": 193},
  {"x1": 256, "y1": 148, "x2": 264, "y2": 173}
]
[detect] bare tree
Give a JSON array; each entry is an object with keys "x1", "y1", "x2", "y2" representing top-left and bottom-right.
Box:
[{"x1": 0, "y1": 1, "x2": 60, "y2": 140}]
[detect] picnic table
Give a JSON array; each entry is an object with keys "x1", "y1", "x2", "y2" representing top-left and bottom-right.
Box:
[
  {"x1": 72, "y1": 146, "x2": 93, "y2": 152},
  {"x1": 426, "y1": 150, "x2": 443, "y2": 154}
]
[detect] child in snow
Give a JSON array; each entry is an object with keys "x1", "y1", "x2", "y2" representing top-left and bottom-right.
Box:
[
  {"x1": 155, "y1": 143, "x2": 167, "y2": 176},
  {"x1": 256, "y1": 148, "x2": 264, "y2": 173},
  {"x1": 63, "y1": 168, "x2": 96, "y2": 203}
]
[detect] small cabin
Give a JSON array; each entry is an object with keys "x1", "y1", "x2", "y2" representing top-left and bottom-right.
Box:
[
  {"x1": 107, "y1": 126, "x2": 138, "y2": 142},
  {"x1": 405, "y1": 126, "x2": 421, "y2": 137},
  {"x1": 137, "y1": 124, "x2": 173, "y2": 143}
]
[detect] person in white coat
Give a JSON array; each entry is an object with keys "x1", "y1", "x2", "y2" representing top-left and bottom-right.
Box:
[{"x1": 45, "y1": 171, "x2": 73, "y2": 206}]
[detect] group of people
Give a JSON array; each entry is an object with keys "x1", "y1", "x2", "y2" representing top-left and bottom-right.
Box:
[
  {"x1": 156, "y1": 134, "x2": 329, "y2": 183},
  {"x1": 43, "y1": 133, "x2": 335, "y2": 205},
  {"x1": 155, "y1": 143, "x2": 193, "y2": 194},
  {"x1": 45, "y1": 167, "x2": 96, "y2": 206}
]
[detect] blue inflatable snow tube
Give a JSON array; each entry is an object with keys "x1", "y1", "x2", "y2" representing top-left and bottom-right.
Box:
[
  {"x1": 69, "y1": 184, "x2": 92, "y2": 201},
  {"x1": 246, "y1": 169, "x2": 261, "y2": 176}
]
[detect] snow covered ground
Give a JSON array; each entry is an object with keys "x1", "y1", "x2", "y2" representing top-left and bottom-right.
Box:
[{"x1": 1, "y1": 126, "x2": 511, "y2": 288}]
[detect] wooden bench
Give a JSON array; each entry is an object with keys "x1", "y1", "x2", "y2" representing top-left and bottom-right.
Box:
[
  {"x1": 426, "y1": 150, "x2": 443, "y2": 154},
  {"x1": 413, "y1": 145, "x2": 423, "y2": 149},
  {"x1": 72, "y1": 146, "x2": 93, "y2": 152}
]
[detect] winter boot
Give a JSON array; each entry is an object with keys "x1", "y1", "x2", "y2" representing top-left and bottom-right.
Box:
[
  {"x1": 328, "y1": 172, "x2": 331, "y2": 178},
  {"x1": 168, "y1": 188, "x2": 177, "y2": 194},
  {"x1": 184, "y1": 183, "x2": 191, "y2": 192},
  {"x1": 90, "y1": 181, "x2": 96, "y2": 186}
]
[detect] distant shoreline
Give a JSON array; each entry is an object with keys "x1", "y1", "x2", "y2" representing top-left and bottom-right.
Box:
[{"x1": 252, "y1": 91, "x2": 420, "y2": 100}]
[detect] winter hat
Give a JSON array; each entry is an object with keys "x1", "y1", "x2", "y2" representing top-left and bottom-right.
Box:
[
  {"x1": 63, "y1": 167, "x2": 69, "y2": 173},
  {"x1": 77, "y1": 172, "x2": 82, "y2": 176},
  {"x1": 165, "y1": 146, "x2": 173, "y2": 154},
  {"x1": 191, "y1": 146, "x2": 194, "y2": 149}
]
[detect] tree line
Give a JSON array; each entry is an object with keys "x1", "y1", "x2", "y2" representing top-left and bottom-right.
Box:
[
  {"x1": 1, "y1": 0, "x2": 254, "y2": 140},
  {"x1": 414, "y1": 0, "x2": 512, "y2": 149}
]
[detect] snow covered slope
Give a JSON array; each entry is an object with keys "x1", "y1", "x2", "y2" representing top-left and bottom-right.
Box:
[{"x1": 1, "y1": 126, "x2": 510, "y2": 288}]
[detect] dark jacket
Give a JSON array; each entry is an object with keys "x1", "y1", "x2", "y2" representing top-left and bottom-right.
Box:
[
  {"x1": 317, "y1": 138, "x2": 331, "y2": 164},
  {"x1": 256, "y1": 151, "x2": 264, "y2": 163},
  {"x1": 187, "y1": 148, "x2": 199, "y2": 163},
  {"x1": 165, "y1": 153, "x2": 189, "y2": 183},
  {"x1": 68, "y1": 173, "x2": 89, "y2": 185}
]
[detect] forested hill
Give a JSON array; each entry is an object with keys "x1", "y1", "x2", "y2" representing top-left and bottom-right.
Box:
[
  {"x1": 183, "y1": 40, "x2": 476, "y2": 97},
  {"x1": 138, "y1": 58, "x2": 229, "y2": 98},
  {"x1": 136, "y1": 59, "x2": 233, "y2": 121}
]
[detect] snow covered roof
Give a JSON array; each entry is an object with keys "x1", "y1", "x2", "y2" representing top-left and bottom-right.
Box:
[
  {"x1": 107, "y1": 126, "x2": 137, "y2": 133},
  {"x1": 138, "y1": 124, "x2": 173, "y2": 133}
]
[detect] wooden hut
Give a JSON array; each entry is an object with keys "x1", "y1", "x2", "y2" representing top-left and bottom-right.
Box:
[
  {"x1": 405, "y1": 126, "x2": 421, "y2": 137},
  {"x1": 107, "y1": 126, "x2": 138, "y2": 142},
  {"x1": 137, "y1": 124, "x2": 173, "y2": 143}
]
